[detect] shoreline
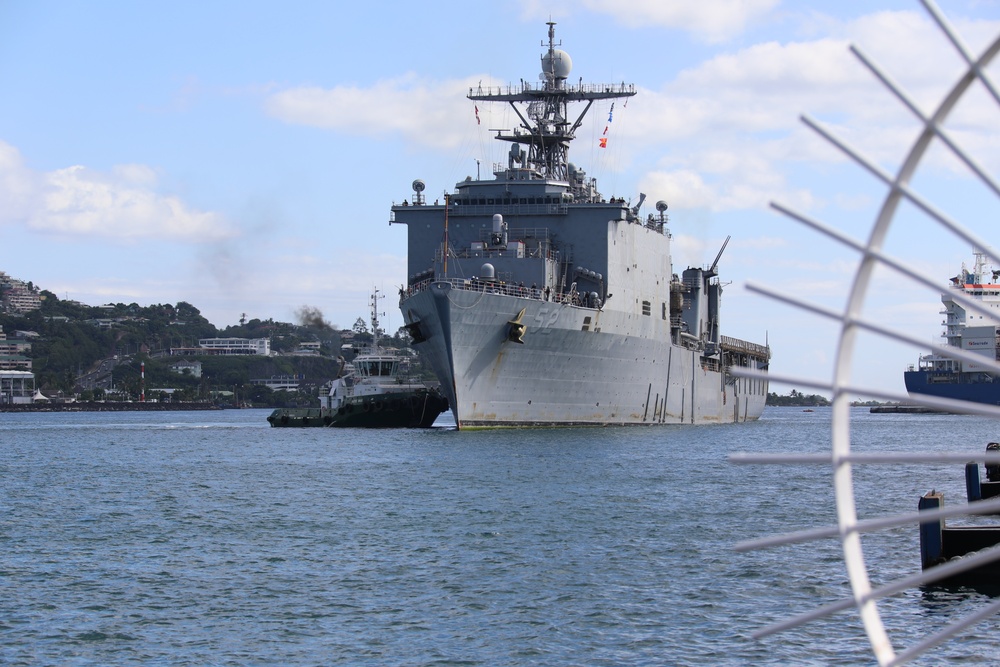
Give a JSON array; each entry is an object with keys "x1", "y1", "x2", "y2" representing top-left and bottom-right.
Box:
[{"x1": 0, "y1": 402, "x2": 225, "y2": 412}]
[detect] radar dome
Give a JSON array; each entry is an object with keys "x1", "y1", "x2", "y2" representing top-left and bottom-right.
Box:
[
  {"x1": 412, "y1": 179, "x2": 425, "y2": 193},
  {"x1": 541, "y1": 49, "x2": 572, "y2": 79}
]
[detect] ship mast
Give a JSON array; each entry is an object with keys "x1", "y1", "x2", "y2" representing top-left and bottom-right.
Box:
[
  {"x1": 370, "y1": 288, "x2": 382, "y2": 351},
  {"x1": 467, "y1": 22, "x2": 635, "y2": 183},
  {"x1": 973, "y1": 249, "x2": 990, "y2": 284}
]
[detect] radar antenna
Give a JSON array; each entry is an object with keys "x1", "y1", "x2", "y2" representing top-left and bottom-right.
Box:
[{"x1": 468, "y1": 22, "x2": 635, "y2": 184}]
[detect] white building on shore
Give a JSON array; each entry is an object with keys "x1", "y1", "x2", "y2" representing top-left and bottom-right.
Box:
[
  {"x1": 197, "y1": 338, "x2": 271, "y2": 355},
  {"x1": 168, "y1": 338, "x2": 271, "y2": 357},
  {"x1": 0, "y1": 370, "x2": 35, "y2": 404}
]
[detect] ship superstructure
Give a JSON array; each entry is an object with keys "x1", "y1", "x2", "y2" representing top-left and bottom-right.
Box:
[
  {"x1": 905, "y1": 251, "x2": 1000, "y2": 404},
  {"x1": 391, "y1": 23, "x2": 770, "y2": 428}
]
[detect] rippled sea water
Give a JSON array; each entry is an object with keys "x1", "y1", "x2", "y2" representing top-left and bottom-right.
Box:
[{"x1": 2, "y1": 407, "x2": 1000, "y2": 666}]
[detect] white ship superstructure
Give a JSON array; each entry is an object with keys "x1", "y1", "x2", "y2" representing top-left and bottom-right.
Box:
[
  {"x1": 905, "y1": 251, "x2": 1000, "y2": 404},
  {"x1": 392, "y1": 23, "x2": 770, "y2": 428}
]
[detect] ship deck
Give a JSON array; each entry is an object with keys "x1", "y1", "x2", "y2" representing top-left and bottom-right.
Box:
[{"x1": 403, "y1": 278, "x2": 770, "y2": 362}]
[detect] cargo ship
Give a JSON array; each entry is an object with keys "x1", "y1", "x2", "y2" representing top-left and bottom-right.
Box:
[
  {"x1": 391, "y1": 23, "x2": 770, "y2": 428},
  {"x1": 905, "y1": 250, "x2": 1000, "y2": 405}
]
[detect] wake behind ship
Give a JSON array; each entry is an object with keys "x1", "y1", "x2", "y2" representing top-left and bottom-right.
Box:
[{"x1": 392, "y1": 23, "x2": 770, "y2": 429}]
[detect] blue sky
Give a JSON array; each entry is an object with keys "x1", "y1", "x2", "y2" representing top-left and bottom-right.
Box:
[{"x1": 2, "y1": 1, "x2": 999, "y2": 397}]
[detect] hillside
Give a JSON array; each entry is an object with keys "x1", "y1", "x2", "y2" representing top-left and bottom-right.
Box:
[{"x1": 0, "y1": 290, "x2": 426, "y2": 407}]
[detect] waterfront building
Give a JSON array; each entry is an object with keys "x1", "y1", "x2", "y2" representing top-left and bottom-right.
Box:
[
  {"x1": 197, "y1": 338, "x2": 271, "y2": 356},
  {"x1": 0, "y1": 370, "x2": 35, "y2": 404}
]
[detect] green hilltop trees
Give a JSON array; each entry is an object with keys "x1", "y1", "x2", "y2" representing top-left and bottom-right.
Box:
[{"x1": 0, "y1": 291, "x2": 427, "y2": 405}]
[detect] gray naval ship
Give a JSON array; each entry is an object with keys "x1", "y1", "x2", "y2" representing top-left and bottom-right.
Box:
[{"x1": 392, "y1": 23, "x2": 770, "y2": 429}]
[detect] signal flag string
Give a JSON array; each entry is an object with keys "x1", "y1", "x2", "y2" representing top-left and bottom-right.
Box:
[{"x1": 600, "y1": 102, "x2": 617, "y2": 148}]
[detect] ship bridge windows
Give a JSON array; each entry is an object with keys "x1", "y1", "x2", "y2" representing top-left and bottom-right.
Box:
[
  {"x1": 358, "y1": 360, "x2": 398, "y2": 377},
  {"x1": 450, "y1": 196, "x2": 561, "y2": 205}
]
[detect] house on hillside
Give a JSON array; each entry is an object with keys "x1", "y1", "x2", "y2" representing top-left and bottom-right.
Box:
[
  {"x1": 169, "y1": 360, "x2": 203, "y2": 378},
  {"x1": 1, "y1": 284, "x2": 42, "y2": 313}
]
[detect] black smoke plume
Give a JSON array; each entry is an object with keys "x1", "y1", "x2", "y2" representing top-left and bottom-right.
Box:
[{"x1": 296, "y1": 305, "x2": 335, "y2": 331}]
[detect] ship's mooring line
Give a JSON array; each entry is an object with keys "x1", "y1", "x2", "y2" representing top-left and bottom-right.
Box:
[{"x1": 446, "y1": 288, "x2": 488, "y2": 309}]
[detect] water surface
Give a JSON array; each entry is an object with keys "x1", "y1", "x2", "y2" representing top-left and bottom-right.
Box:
[{"x1": 2, "y1": 407, "x2": 998, "y2": 665}]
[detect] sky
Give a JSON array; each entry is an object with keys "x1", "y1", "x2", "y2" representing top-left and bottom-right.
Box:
[{"x1": 2, "y1": 0, "x2": 1000, "y2": 398}]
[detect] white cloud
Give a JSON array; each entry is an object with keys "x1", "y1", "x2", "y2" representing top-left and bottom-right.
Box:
[
  {"x1": 638, "y1": 147, "x2": 818, "y2": 213},
  {"x1": 639, "y1": 169, "x2": 716, "y2": 210},
  {"x1": 518, "y1": 0, "x2": 780, "y2": 43},
  {"x1": 260, "y1": 7, "x2": 1000, "y2": 224},
  {"x1": 264, "y1": 74, "x2": 480, "y2": 149},
  {"x1": 0, "y1": 140, "x2": 236, "y2": 242},
  {"x1": 112, "y1": 163, "x2": 159, "y2": 186},
  {"x1": 0, "y1": 141, "x2": 41, "y2": 220},
  {"x1": 620, "y1": 10, "x2": 1000, "y2": 215}
]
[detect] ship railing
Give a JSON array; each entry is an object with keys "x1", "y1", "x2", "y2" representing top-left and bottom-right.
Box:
[
  {"x1": 432, "y1": 245, "x2": 559, "y2": 263},
  {"x1": 402, "y1": 277, "x2": 601, "y2": 308},
  {"x1": 720, "y1": 335, "x2": 771, "y2": 361},
  {"x1": 701, "y1": 358, "x2": 721, "y2": 373},
  {"x1": 447, "y1": 247, "x2": 560, "y2": 262},
  {"x1": 468, "y1": 82, "x2": 636, "y2": 97},
  {"x1": 483, "y1": 226, "x2": 552, "y2": 242},
  {"x1": 449, "y1": 203, "x2": 568, "y2": 217}
]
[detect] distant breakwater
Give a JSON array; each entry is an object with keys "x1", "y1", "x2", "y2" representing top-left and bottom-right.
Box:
[{"x1": 0, "y1": 402, "x2": 223, "y2": 412}]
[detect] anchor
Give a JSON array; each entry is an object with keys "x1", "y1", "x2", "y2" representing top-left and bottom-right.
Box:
[
  {"x1": 506, "y1": 308, "x2": 526, "y2": 344},
  {"x1": 403, "y1": 319, "x2": 427, "y2": 343}
]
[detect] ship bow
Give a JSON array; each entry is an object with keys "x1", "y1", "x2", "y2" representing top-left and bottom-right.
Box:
[{"x1": 402, "y1": 283, "x2": 459, "y2": 424}]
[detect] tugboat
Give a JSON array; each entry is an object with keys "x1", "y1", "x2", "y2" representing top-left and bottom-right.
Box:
[
  {"x1": 392, "y1": 23, "x2": 770, "y2": 428},
  {"x1": 267, "y1": 290, "x2": 449, "y2": 428}
]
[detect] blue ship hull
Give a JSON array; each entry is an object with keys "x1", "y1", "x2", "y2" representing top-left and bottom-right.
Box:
[{"x1": 904, "y1": 370, "x2": 1000, "y2": 406}]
